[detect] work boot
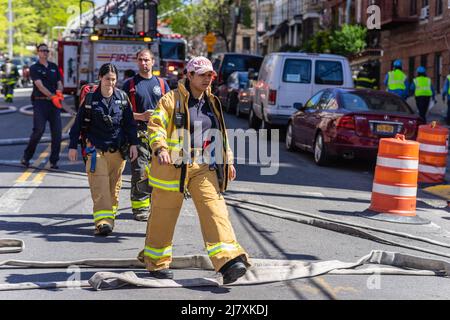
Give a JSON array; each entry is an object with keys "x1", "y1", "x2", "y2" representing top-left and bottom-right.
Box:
[
  {"x1": 148, "y1": 269, "x2": 174, "y2": 279},
  {"x1": 50, "y1": 162, "x2": 59, "y2": 169},
  {"x1": 133, "y1": 209, "x2": 149, "y2": 222},
  {"x1": 219, "y1": 256, "x2": 247, "y2": 285},
  {"x1": 21, "y1": 158, "x2": 30, "y2": 168},
  {"x1": 94, "y1": 223, "x2": 113, "y2": 236}
]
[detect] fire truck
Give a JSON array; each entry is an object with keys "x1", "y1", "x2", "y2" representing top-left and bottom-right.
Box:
[
  {"x1": 159, "y1": 34, "x2": 187, "y2": 89},
  {"x1": 57, "y1": 0, "x2": 164, "y2": 106}
]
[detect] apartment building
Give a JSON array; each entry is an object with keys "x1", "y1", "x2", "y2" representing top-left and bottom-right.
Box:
[
  {"x1": 325, "y1": 0, "x2": 450, "y2": 92},
  {"x1": 257, "y1": 0, "x2": 324, "y2": 54}
]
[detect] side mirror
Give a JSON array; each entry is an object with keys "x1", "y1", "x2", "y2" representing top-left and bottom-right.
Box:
[{"x1": 293, "y1": 102, "x2": 304, "y2": 111}]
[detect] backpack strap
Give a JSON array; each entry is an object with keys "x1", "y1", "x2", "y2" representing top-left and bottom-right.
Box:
[
  {"x1": 158, "y1": 77, "x2": 166, "y2": 96},
  {"x1": 81, "y1": 85, "x2": 97, "y2": 134},
  {"x1": 129, "y1": 77, "x2": 137, "y2": 113}
]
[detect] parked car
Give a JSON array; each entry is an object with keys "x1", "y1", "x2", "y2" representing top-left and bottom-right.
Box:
[
  {"x1": 285, "y1": 88, "x2": 424, "y2": 165},
  {"x1": 217, "y1": 71, "x2": 249, "y2": 114},
  {"x1": 235, "y1": 77, "x2": 256, "y2": 118},
  {"x1": 212, "y1": 53, "x2": 263, "y2": 92},
  {"x1": 250, "y1": 52, "x2": 354, "y2": 130}
]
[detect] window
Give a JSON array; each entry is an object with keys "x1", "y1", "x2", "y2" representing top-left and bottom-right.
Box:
[
  {"x1": 342, "y1": 93, "x2": 412, "y2": 114},
  {"x1": 436, "y1": 0, "x2": 443, "y2": 15},
  {"x1": 410, "y1": 0, "x2": 417, "y2": 15},
  {"x1": 282, "y1": 59, "x2": 312, "y2": 83},
  {"x1": 435, "y1": 53, "x2": 442, "y2": 93},
  {"x1": 315, "y1": 60, "x2": 344, "y2": 85},
  {"x1": 422, "y1": 0, "x2": 429, "y2": 7},
  {"x1": 420, "y1": 54, "x2": 428, "y2": 68},
  {"x1": 242, "y1": 37, "x2": 251, "y2": 51},
  {"x1": 305, "y1": 91, "x2": 324, "y2": 110}
]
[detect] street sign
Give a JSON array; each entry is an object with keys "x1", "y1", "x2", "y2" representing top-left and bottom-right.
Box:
[{"x1": 204, "y1": 32, "x2": 217, "y2": 53}]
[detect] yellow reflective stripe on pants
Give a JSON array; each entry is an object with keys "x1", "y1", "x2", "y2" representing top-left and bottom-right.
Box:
[
  {"x1": 132, "y1": 199, "x2": 150, "y2": 209},
  {"x1": 144, "y1": 245, "x2": 173, "y2": 260},
  {"x1": 148, "y1": 175, "x2": 180, "y2": 191},
  {"x1": 207, "y1": 242, "x2": 242, "y2": 257},
  {"x1": 93, "y1": 210, "x2": 115, "y2": 222}
]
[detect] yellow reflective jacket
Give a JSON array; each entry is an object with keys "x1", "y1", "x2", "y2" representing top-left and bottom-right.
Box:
[{"x1": 147, "y1": 79, "x2": 233, "y2": 193}]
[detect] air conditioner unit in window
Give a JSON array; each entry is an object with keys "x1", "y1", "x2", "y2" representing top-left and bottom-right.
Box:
[{"x1": 420, "y1": 6, "x2": 429, "y2": 20}]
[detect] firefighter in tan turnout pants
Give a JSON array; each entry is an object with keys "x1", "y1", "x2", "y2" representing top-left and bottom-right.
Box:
[
  {"x1": 140, "y1": 56, "x2": 250, "y2": 284},
  {"x1": 69, "y1": 63, "x2": 139, "y2": 236}
]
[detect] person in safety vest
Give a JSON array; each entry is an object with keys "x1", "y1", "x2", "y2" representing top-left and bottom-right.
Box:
[
  {"x1": 384, "y1": 59, "x2": 408, "y2": 100},
  {"x1": 355, "y1": 63, "x2": 378, "y2": 90},
  {"x1": 68, "y1": 63, "x2": 139, "y2": 236},
  {"x1": 138, "y1": 56, "x2": 250, "y2": 284},
  {"x1": 442, "y1": 70, "x2": 450, "y2": 125},
  {"x1": 410, "y1": 66, "x2": 435, "y2": 123},
  {"x1": 0, "y1": 57, "x2": 19, "y2": 102},
  {"x1": 21, "y1": 44, "x2": 64, "y2": 169},
  {"x1": 123, "y1": 49, "x2": 170, "y2": 222}
]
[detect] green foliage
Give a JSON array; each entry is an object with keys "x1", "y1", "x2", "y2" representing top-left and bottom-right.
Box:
[
  {"x1": 304, "y1": 24, "x2": 367, "y2": 57},
  {"x1": 1, "y1": 0, "x2": 79, "y2": 55},
  {"x1": 330, "y1": 24, "x2": 367, "y2": 56},
  {"x1": 167, "y1": 0, "x2": 252, "y2": 51}
]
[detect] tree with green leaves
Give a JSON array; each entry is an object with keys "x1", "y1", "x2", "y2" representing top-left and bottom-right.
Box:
[
  {"x1": 1, "y1": 0, "x2": 80, "y2": 56},
  {"x1": 304, "y1": 24, "x2": 367, "y2": 57},
  {"x1": 167, "y1": 0, "x2": 252, "y2": 52}
]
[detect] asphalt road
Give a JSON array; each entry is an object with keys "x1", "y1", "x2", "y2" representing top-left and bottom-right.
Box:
[{"x1": 0, "y1": 88, "x2": 450, "y2": 302}]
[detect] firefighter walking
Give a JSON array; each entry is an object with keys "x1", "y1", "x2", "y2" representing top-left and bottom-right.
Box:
[
  {"x1": 140, "y1": 56, "x2": 250, "y2": 284},
  {"x1": 0, "y1": 57, "x2": 19, "y2": 103},
  {"x1": 123, "y1": 49, "x2": 170, "y2": 221},
  {"x1": 68, "y1": 63, "x2": 139, "y2": 236},
  {"x1": 410, "y1": 66, "x2": 435, "y2": 123},
  {"x1": 355, "y1": 63, "x2": 378, "y2": 90}
]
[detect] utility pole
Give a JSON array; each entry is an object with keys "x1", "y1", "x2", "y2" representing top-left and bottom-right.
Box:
[
  {"x1": 8, "y1": 0, "x2": 13, "y2": 58},
  {"x1": 255, "y1": 0, "x2": 259, "y2": 55},
  {"x1": 231, "y1": 0, "x2": 241, "y2": 52}
]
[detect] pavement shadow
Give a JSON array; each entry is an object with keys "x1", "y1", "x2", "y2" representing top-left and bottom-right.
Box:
[{"x1": 0, "y1": 217, "x2": 146, "y2": 243}]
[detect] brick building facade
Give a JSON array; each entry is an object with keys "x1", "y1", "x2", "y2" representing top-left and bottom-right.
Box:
[{"x1": 325, "y1": 0, "x2": 450, "y2": 92}]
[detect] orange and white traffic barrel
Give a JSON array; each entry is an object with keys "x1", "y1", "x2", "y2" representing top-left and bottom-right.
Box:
[
  {"x1": 367, "y1": 134, "x2": 428, "y2": 224},
  {"x1": 417, "y1": 122, "x2": 449, "y2": 184}
]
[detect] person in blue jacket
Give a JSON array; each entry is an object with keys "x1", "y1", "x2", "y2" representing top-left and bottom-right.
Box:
[
  {"x1": 384, "y1": 59, "x2": 409, "y2": 100},
  {"x1": 68, "y1": 63, "x2": 139, "y2": 236},
  {"x1": 442, "y1": 71, "x2": 450, "y2": 124}
]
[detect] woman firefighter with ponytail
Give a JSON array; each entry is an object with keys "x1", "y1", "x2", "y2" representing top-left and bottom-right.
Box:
[{"x1": 68, "y1": 63, "x2": 139, "y2": 236}]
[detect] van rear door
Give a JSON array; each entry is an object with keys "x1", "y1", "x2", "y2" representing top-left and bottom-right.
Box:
[
  {"x1": 312, "y1": 59, "x2": 349, "y2": 95},
  {"x1": 276, "y1": 57, "x2": 314, "y2": 115}
]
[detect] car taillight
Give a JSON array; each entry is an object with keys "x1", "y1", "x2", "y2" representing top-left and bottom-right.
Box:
[
  {"x1": 337, "y1": 115, "x2": 355, "y2": 130},
  {"x1": 268, "y1": 89, "x2": 277, "y2": 105}
]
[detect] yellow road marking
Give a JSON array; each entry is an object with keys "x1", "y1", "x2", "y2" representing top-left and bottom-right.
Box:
[{"x1": 16, "y1": 118, "x2": 75, "y2": 183}]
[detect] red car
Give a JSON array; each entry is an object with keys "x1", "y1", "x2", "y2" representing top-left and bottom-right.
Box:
[{"x1": 285, "y1": 88, "x2": 424, "y2": 165}]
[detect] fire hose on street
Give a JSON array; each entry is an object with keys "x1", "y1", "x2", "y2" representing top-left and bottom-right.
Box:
[
  {"x1": 0, "y1": 237, "x2": 449, "y2": 291},
  {"x1": 0, "y1": 106, "x2": 17, "y2": 115}
]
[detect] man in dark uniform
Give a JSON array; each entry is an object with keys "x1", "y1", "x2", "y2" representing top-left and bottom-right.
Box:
[
  {"x1": 22, "y1": 43, "x2": 64, "y2": 169},
  {"x1": 123, "y1": 49, "x2": 170, "y2": 221}
]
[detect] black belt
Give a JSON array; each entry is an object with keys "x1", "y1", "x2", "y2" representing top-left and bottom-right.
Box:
[
  {"x1": 33, "y1": 96, "x2": 50, "y2": 100},
  {"x1": 99, "y1": 146, "x2": 119, "y2": 153}
]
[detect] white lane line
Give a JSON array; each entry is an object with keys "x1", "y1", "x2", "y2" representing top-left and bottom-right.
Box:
[{"x1": 0, "y1": 181, "x2": 41, "y2": 213}]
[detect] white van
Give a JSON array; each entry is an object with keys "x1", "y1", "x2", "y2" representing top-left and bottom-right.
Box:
[{"x1": 249, "y1": 52, "x2": 353, "y2": 129}]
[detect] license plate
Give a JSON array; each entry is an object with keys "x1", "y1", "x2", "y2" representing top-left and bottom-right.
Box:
[{"x1": 375, "y1": 124, "x2": 394, "y2": 134}]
